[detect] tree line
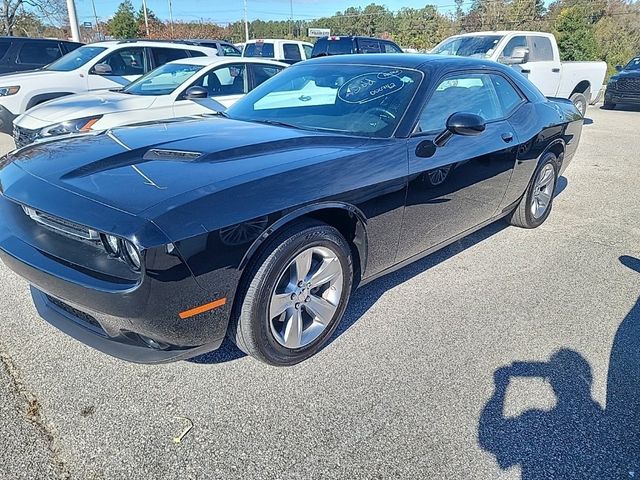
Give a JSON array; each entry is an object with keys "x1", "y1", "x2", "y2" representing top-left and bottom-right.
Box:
[{"x1": 2, "y1": 0, "x2": 639, "y2": 75}]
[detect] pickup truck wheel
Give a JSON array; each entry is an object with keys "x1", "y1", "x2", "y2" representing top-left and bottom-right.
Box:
[
  {"x1": 570, "y1": 92, "x2": 587, "y2": 116},
  {"x1": 509, "y1": 152, "x2": 558, "y2": 229},
  {"x1": 229, "y1": 219, "x2": 353, "y2": 366}
]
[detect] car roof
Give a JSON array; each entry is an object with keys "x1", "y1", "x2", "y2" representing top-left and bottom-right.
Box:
[
  {"x1": 166, "y1": 56, "x2": 288, "y2": 67},
  {"x1": 0, "y1": 35, "x2": 81, "y2": 43},
  {"x1": 245, "y1": 39, "x2": 311, "y2": 44},
  {"x1": 453, "y1": 31, "x2": 551, "y2": 37},
  {"x1": 303, "y1": 53, "x2": 502, "y2": 72},
  {"x1": 86, "y1": 40, "x2": 216, "y2": 50}
]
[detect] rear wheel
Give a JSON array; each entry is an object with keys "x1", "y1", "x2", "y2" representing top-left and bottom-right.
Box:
[
  {"x1": 229, "y1": 220, "x2": 353, "y2": 366},
  {"x1": 509, "y1": 152, "x2": 558, "y2": 229},
  {"x1": 570, "y1": 92, "x2": 588, "y2": 116}
]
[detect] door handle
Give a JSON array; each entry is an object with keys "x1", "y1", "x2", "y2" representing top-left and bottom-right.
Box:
[
  {"x1": 521, "y1": 69, "x2": 531, "y2": 74},
  {"x1": 552, "y1": 68, "x2": 560, "y2": 73},
  {"x1": 501, "y1": 132, "x2": 514, "y2": 143}
]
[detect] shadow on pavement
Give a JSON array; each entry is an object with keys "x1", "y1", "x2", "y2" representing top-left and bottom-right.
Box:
[
  {"x1": 191, "y1": 178, "x2": 570, "y2": 365},
  {"x1": 479, "y1": 255, "x2": 640, "y2": 479},
  {"x1": 600, "y1": 104, "x2": 640, "y2": 112}
]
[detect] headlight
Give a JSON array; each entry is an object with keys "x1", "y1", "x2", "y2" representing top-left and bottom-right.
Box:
[
  {"x1": 100, "y1": 234, "x2": 142, "y2": 271},
  {"x1": 123, "y1": 241, "x2": 141, "y2": 270},
  {"x1": 0, "y1": 86, "x2": 20, "y2": 96},
  {"x1": 40, "y1": 116, "x2": 102, "y2": 138}
]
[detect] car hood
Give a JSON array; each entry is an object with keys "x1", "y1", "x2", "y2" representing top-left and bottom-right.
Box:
[
  {"x1": 0, "y1": 69, "x2": 64, "y2": 82},
  {"x1": 23, "y1": 91, "x2": 158, "y2": 123},
  {"x1": 612, "y1": 70, "x2": 640, "y2": 79},
  {"x1": 4, "y1": 116, "x2": 367, "y2": 216}
]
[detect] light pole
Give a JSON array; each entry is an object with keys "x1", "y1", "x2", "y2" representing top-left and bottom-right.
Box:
[
  {"x1": 243, "y1": 0, "x2": 249, "y2": 42},
  {"x1": 66, "y1": 0, "x2": 80, "y2": 41},
  {"x1": 168, "y1": 0, "x2": 175, "y2": 37},
  {"x1": 91, "y1": 0, "x2": 102, "y2": 40},
  {"x1": 142, "y1": 0, "x2": 150, "y2": 36}
]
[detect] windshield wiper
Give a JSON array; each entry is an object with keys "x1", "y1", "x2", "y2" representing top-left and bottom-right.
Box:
[{"x1": 253, "y1": 119, "x2": 301, "y2": 129}]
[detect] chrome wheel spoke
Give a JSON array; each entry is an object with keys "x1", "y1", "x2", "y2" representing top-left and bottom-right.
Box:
[
  {"x1": 270, "y1": 292, "x2": 292, "y2": 319},
  {"x1": 305, "y1": 294, "x2": 337, "y2": 326},
  {"x1": 309, "y1": 257, "x2": 341, "y2": 289},
  {"x1": 283, "y1": 308, "x2": 303, "y2": 348},
  {"x1": 293, "y1": 249, "x2": 313, "y2": 284},
  {"x1": 531, "y1": 164, "x2": 556, "y2": 219}
]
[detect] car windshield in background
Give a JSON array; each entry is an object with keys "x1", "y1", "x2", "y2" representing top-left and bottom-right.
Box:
[
  {"x1": 431, "y1": 36, "x2": 503, "y2": 57},
  {"x1": 123, "y1": 63, "x2": 204, "y2": 96},
  {"x1": 44, "y1": 46, "x2": 107, "y2": 71},
  {"x1": 624, "y1": 57, "x2": 640, "y2": 70},
  {"x1": 244, "y1": 42, "x2": 275, "y2": 58},
  {"x1": 225, "y1": 64, "x2": 423, "y2": 138}
]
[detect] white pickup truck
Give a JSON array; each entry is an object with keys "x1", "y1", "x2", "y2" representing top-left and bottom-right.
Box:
[{"x1": 431, "y1": 31, "x2": 607, "y2": 115}]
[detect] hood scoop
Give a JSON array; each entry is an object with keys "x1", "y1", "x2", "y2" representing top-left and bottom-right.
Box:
[{"x1": 142, "y1": 148, "x2": 204, "y2": 162}]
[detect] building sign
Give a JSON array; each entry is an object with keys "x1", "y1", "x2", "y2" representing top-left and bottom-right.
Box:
[
  {"x1": 308, "y1": 28, "x2": 330, "y2": 38},
  {"x1": 83, "y1": 22, "x2": 93, "y2": 28}
]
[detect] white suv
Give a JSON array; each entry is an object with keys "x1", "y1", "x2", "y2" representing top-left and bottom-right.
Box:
[{"x1": 0, "y1": 40, "x2": 218, "y2": 134}]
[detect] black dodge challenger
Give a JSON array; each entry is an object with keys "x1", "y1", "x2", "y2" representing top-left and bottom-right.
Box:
[{"x1": 0, "y1": 54, "x2": 583, "y2": 366}]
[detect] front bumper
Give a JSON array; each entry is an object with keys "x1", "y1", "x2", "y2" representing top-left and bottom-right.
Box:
[
  {"x1": 0, "y1": 105, "x2": 16, "y2": 135},
  {"x1": 0, "y1": 181, "x2": 233, "y2": 363},
  {"x1": 605, "y1": 88, "x2": 640, "y2": 105}
]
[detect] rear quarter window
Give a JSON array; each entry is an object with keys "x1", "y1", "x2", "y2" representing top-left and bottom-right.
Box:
[
  {"x1": 358, "y1": 39, "x2": 382, "y2": 54},
  {"x1": 18, "y1": 42, "x2": 62, "y2": 64},
  {"x1": 0, "y1": 40, "x2": 12, "y2": 60}
]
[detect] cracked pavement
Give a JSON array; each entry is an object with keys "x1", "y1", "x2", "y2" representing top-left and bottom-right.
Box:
[{"x1": 0, "y1": 105, "x2": 639, "y2": 479}]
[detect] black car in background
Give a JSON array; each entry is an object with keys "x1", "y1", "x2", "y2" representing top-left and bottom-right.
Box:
[
  {"x1": 0, "y1": 36, "x2": 83, "y2": 74},
  {"x1": 0, "y1": 55, "x2": 583, "y2": 366},
  {"x1": 604, "y1": 56, "x2": 640, "y2": 109},
  {"x1": 311, "y1": 35, "x2": 403, "y2": 57}
]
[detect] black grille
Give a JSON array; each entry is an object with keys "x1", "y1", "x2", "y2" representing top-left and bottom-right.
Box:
[
  {"x1": 46, "y1": 294, "x2": 105, "y2": 334},
  {"x1": 617, "y1": 77, "x2": 640, "y2": 93},
  {"x1": 13, "y1": 125, "x2": 38, "y2": 148}
]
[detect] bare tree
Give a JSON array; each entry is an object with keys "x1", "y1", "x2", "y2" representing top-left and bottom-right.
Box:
[{"x1": 0, "y1": 0, "x2": 66, "y2": 36}]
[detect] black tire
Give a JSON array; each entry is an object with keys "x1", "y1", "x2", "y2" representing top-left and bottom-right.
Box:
[
  {"x1": 570, "y1": 92, "x2": 587, "y2": 117},
  {"x1": 509, "y1": 152, "x2": 559, "y2": 229},
  {"x1": 228, "y1": 219, "x2": 353, "y2": 366},
  {"x1": 602, "y1": 101, "x2": 616, "y2": 110}
]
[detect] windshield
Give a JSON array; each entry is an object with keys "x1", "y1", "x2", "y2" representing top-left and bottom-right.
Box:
[
  {"x1": 45, "y1": 46, "x2": 107, "y2": 72},
  {"x1": 431, "y1": 35, "x2": 503, "y2": 58},
  {"x1": 623, "y1": 57, "x2": 640, "y2": 71},
  {"x1": 123, "y1": 63, "x2": 204, "y2": 96},
  {"x1": 225, "y1": 64, "x2": 423, "y2": 138}
]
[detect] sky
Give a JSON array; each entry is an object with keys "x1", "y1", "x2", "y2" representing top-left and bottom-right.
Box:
[{"x1": 76, "y1": 0, "x2": 462, "y2": 26}]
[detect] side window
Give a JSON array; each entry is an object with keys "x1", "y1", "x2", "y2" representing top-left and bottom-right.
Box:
[
  {"x1": 98, "y1": 47, "x2": 145, "y2": 76},
  {"x1": 527, "y1": 36, "x2": 554, "y2": 62},
  {"x1": 251, "y1": 64, "x2": 284, "y2": 88},
  {"x1": 220, "y1": 44, "x2": 241, "y2": 56},
  {"x1": 489, "y1": 74, "x2": 524, "y2": 114},
  {"x1": 0, "y1": 40, "x2": 12, "y2": 61},
  {"x1": 383, "y1": 42, "x2": 402, "y2": 53},
  {"x1": 189, "y1": 50, "x2": 206, "y2": 58},
  {"x1": 191, "y1": 63, "x2": 248, "y2": 96},
  {"x1": 359, "y1": 39, "x2": 382, "y2": 54},
  {"x1": 303, "y1": 44, "x2": 312, "y2": 59},
  {"x1": 499, "y1": 36, "x2": 527, "y2": 61},
  {"x1": 283, "y1": 43, "x2": 302, "y2": 61},
  {"x1": 151, "y1": 47, "x2": 191, "y2": 67},
  {"x1": 418, "y1": 73, "x2": 504, "y2": 134},
  {"x1": 18, "y1": 41, "x2": 62, "y2": 64}
]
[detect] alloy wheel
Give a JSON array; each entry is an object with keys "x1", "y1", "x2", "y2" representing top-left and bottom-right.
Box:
[
  {"x1": 530, "y1": 163, "x2": 556, "y2": 219},
  {"x1": 268, "y1": 246, "x2": 343, "y2": 349}
]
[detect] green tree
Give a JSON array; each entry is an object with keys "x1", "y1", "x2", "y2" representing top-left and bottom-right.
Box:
[
  {"x1": 107, "y1": 0, "x2": 138, "y2": 39},
  {"x1": 553, "y1": 5, "x2": 599, "y2": 60},
  {"x1": 136, "y1": 5, "x2": 162, "y2": 36}
]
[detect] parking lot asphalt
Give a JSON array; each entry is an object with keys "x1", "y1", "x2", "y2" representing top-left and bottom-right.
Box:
[{"x1": 0, "y1": 105, "x2": 639, "y2": 479}]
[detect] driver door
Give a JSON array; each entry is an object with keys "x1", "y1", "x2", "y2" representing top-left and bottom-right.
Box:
[{"x1": 397, "y1": 71, "x2": 523, "y2": 261}]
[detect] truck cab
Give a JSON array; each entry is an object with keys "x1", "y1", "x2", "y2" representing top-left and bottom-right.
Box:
[{"x1": 431, "y1": 31, "x2": 607, "y2": 115}]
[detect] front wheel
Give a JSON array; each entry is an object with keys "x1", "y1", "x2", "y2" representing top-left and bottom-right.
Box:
[
  {"x1": 229, "y1": 220, "x2": 353, "y2": 366},
  {"x1": 509, "y1": 152, "x2": 558, "y2": 229}
]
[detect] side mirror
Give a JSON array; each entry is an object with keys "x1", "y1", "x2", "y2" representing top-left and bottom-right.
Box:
[
  {"x1": 447, "y1": 112, "x2": 486, "y2": 136},
  {"x1": 615, "y1": 64, "x2": 623, "y2": 72},
  {"x1": 184, "y1": 86, "x2": 208, "y2": 100},
  {"x1": 502, "y1": 46, "x2": 529, "y2": 65},
  {"x1": 434, "y1": 112, "x2": 486, "y2": 147},
  {"x1": 93, "y1": 63, "x2": 112, "y2": 75}
]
